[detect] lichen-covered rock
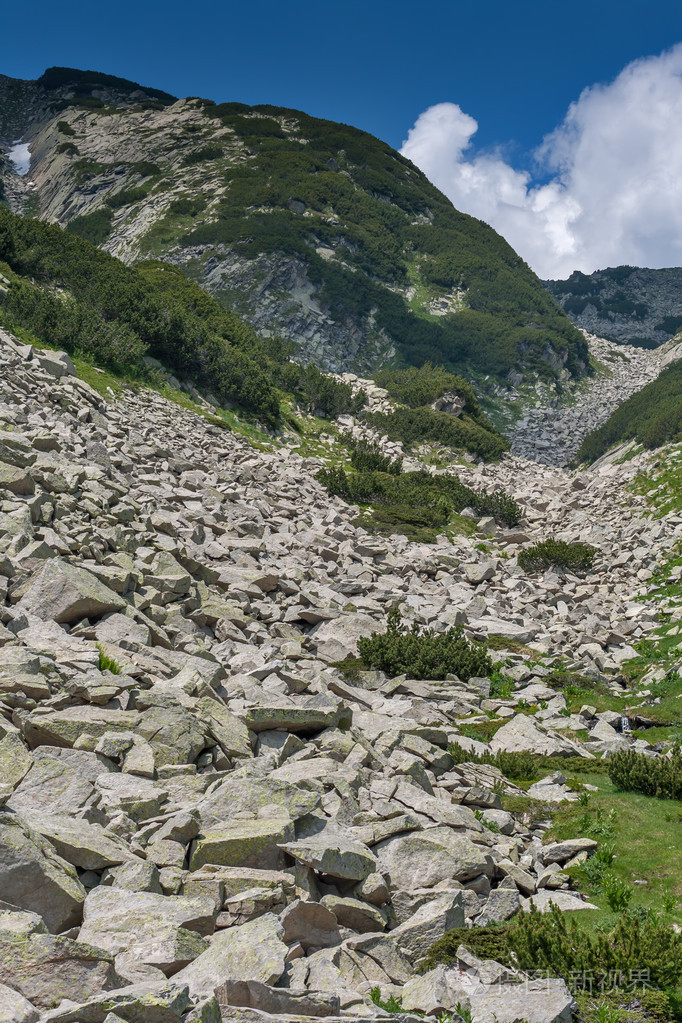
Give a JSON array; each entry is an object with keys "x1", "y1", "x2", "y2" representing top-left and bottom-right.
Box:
[
  {"x1": 189, "y1": 816, "x2": 295, "y2": 871},
  {"x1": 173, "y1": 912, "x2": 288, "y2": 999},
  {"x1": 375, "y1": 829, "x2": 492, "y2": 890},
  {"x1": 78, "y1": 887, "x2": 216, "y2": 957},
  {"x1": 17, "y1": 557, "x2": 126, "y2": 623},
  {"x1": 0, "y1": 981, "x2": 39, "y2": 1023},
  {"x1": 25, "y1": 815, "x2": 136, "y2": 871},
  {"x1": 0, "y1": 730, "x2": 32, "y2": 805},
  {"x1": 195, "y1": 697, "x2": 252, "y2": 759},
  {"x1": 196, "y1": 776, "x2": 319, "y2": 827},
  {"x1": 0, "y1": 813, "x2": 86, "y2": 932},
  {"x1": 281, "y1": 835, "x2": 378, "y2": 881},
  {"x1": 0, "y1": 909, "x2": 119, "y2": 1009}
]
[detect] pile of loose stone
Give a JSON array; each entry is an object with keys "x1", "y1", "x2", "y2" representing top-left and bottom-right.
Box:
[
  {"x1": 0, "y1": 326, "x2": 676, "y2": 1023},
  {"x1": 511, "y1": 332, "x2": 682, "y2": 466}
]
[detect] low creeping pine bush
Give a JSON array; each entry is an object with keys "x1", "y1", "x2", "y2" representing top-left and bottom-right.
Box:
[
  {"x1": 423, "y1": 902, "x2": 682, "y2": 993},
  {"x1": 518, "y1": 538, "x2": 597, "y2": 575},
  {"x1": 357, "y1": 608, "x2": 494, "y2": 682},
  {"x1": 608, "y1": 747, "x2": 682, "y2": 801}
]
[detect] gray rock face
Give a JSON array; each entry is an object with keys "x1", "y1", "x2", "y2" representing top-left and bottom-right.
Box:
[
  {"x1": 0, "y1": 909, "x2": 119, "y2": 1010},
  {"x1": 174, "y1": 913, "x2": 287, "y2": 999},
  {"x1": 546, "y1": 266, "x2": 682, "y2": 348},
  {"x1": 78, "y1": 887, "x2": 216, "y2": 957},
  {"x1": 375, "y1": 830, "x2": 491, "y2": 890}
]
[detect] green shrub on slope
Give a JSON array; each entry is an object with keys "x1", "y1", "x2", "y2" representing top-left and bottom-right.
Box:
[
  {"x1": 357, "y1": 608, "x2": 494, "y2": 681},
  {"x1": 518, "y1": 538, "x2": 597, "y2": 575},
  {"x1": 578, "y1": 360, "x2": 682, "y2": 462},
  {"x1": 178, "y1": 101, "x2": 589, "y2": 386},
  {"x1": 0, "y1": 209, "x2": 360, "y2": 424},
  {"x1": 608, "y1": 748, "x2": 682, "y2": 801},
  {"x1": 424, "y1": 902, "x2": 682, "y2": 993}
]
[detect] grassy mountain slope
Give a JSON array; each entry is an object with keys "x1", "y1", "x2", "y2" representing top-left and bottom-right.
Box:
[
  {"x1": 577, "y1": 353, "x2": 682, "y2": 462},
  {"x1": 0, "y1": 206, "x2": 507, "y2": 459},
  {"x1": 0, "y1": 207, "x2": 368, "y2": 424},
  {"x1": 0, "y1": 67, "x2": 589, "y2": 393}
]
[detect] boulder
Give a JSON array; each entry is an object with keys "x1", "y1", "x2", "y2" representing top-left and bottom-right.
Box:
[
  {"x1": 320, "y1": 895, "x2": 387, "y2": 932},
  {"x1": 0, "y1": 909, "x2": 119, "y2": 1010},
  {"x1": 279, "y1": 898, "x2": 342, "y2": 949},
  {"x1": 17, "y1": 558, "x2": 126, "y2": 624},
  {"x1": 390, "y1": 892, "x2": 464, "y2": 961},
  {"x1": 190, "y1": 815, "x2": 295, "y2": 871},
  {"x1": 375, "y1": 829, "x2": 491, "y2": 890},
  {"x1": 0, "y1": 813, "x2": 86, "y2": 932},
  {"x1": 195, "y1": 697, "x2": 252, "y2": 759},
  {"x1": 490, "y1": 715, "x2": 594, "y2": 758},
  {"x1": 242, "y1": 700, "x2": 349, "y2": 734},
  {"x1": 539, "y1": 838, "x2": 598, "y2": 865},
  {"x1": 36, "y1": 979, "x2": 193, "y2": 1022},
  {"x1": 0, "y1": 731, "x2": 32, "y2": 805},
  {"x1": 281, "y1": 835, "x2": 378, "y2": 881},
  {"x1": 196, "y1": 776, "x2": 320, "y2": 827},
  {"x1": 0, "y1": 462, "x2": 35, "y2": 496},
  {"x1": 523, "y1": 890, "x2": 599, "y2": 913},
  {"x1": 78, "y1": 887, "x2": 216, "y2": 957},
  {"x1": 472, "y1": 977, "x2": 575, "y2": 1022},
  {"x1": 135, "y1": 706, "x2": 207, "y2": 768},
  {"x1": 6, "y1": 756, "x2": 100, "y2": 818},
  {"x1": 172, "y1": 912, "x2": 287, "y2": 999},
  {"x1": 25, "y1": 815, "x2": 135, "y2": 871},
  {"x1": 0, "y1": 981, "x2": 39, "y2": 1022},
  {"x1": 310, "y1": 613, "x2": 379, "y2": 662}
]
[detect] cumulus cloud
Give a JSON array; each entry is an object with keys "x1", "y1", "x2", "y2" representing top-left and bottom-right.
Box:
[{"x1": 400, "y1": 45, "x2": 682, "y2": 279}]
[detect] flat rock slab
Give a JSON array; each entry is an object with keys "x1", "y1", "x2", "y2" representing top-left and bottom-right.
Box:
[
  {"x1": 281, "y1": 836, "x2": 377, "y2": 881},
  {"x1": 523, "y1": 890, "x2": 599, "y2": 913},
  {"x1": 190, "y1": 817, "x2": 295, "y2": 871},
  {"x1": 490, "y1": 714, "x2": 593, "y2": 758},
  {"x1": 242, "y1": 702, "x2": 347, "y2": 734}
]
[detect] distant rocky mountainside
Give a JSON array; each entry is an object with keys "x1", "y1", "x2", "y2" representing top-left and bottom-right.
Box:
[
  {"x1": 545, "y1": 265, "x2": 682, "y2": 348},
  {"x1": 0, "y1": 66, "x2": 588, "y2": 393}
]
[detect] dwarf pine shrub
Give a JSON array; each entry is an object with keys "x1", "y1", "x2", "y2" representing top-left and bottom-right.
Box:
[
  {"x1": 424, "y1": 903, "x2": 682, "y2": 992},
  {"x1": 519, "y1": 538, "x2": 596, "y2": 575},
  {"x1": 348, "y1": 439, "x2": 402, "y2": 475},
  {"x1": 357, "y1": 608, "x2": 494, "y2": 681},
  {"x1": 608, "y1": 747, "x2": 682, "y2": 801}
]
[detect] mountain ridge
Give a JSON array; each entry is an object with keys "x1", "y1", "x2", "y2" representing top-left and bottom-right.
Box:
[
  {"x1": 0, "y1": 66, "x2": 589, "y2": 397},
  {"x1": 545, "y1": 264, "x2": 682, "y2": 349}
]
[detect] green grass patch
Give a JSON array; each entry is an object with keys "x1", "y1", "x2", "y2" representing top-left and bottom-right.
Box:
[{"x1": 97, "y1": 645, "x2": 122, "y2": 674}]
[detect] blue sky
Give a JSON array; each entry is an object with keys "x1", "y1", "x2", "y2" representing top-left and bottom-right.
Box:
[
  {"x1": 3, "y1": 0, "x2": 682, "y2": 275},
  {"x1": 2, "y1": 0, "x2": 680, "y2": 155}
]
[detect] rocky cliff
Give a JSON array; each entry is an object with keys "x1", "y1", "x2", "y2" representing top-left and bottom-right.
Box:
[
  {"x1": 0, "y1": 67, "x2": 588, "y2": 393},
  {"x1": 545, "y1": 265, "x2": 682, "y2": 348}
]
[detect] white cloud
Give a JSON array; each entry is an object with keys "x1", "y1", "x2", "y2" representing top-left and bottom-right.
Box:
[
  {"x1": 400, "y1": 44, "x2": 682, "y2": 279},
  {"x1": 8, "y1": 141, "x2": 31, "y2": 177}
]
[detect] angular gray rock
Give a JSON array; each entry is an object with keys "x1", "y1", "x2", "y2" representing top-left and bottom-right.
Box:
[{"x1": 17, "y1": 558, "x2": 126, "y2": 624}]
